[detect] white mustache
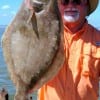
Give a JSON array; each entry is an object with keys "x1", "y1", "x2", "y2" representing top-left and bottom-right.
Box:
[{"x1": 63, "y1": 8, "x2": 80, "y2": 22}]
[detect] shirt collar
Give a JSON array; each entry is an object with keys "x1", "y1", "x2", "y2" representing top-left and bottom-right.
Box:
[
  {"x1": 64, "y1": 19, "x2": 88, "y2": 39},
  {"x1": 64, "y1": 19, "x2": 88, "y2": 34}
]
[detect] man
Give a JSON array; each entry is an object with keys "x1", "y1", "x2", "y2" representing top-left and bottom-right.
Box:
[{"x1": 38, "y1": 0, "x2": 100, "y2": 100}]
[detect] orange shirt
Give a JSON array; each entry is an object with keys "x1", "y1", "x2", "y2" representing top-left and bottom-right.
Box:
[{"x1": 37, "y1": 22, "x2": 100, "y2": 100}]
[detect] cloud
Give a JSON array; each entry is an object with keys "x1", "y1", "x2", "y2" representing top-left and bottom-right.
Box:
[{"x1": 1, "y1": 5, "x2": 10, "y2": 10}]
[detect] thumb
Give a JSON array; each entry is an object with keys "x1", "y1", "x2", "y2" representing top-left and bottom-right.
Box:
[{"x1": 24, "y1": 0, "x2": 33, "y2": 10}]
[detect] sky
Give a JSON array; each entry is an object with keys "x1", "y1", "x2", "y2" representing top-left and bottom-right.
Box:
[
  {"x1": 0, "y1": 0, "x2": 23, "y2": 25},
  {"x1": 0, "y1": 0, "x2": 100, "y2": 29}
]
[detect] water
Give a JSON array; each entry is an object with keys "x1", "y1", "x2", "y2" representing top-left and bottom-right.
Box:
[{"x1": 0, "y1": 26, "x2": 37, "y2": 100}]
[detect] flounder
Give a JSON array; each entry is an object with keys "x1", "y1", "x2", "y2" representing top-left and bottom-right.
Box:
[{"x1": 2, "y1": 0, "x2": 64, "y2": 99}]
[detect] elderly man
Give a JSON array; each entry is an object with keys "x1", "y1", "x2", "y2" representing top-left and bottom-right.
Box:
[{"x1": 38, "y1": 0, "x2": 100, "y2": 100}]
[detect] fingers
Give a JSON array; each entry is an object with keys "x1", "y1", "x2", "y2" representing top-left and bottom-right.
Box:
[{"x1": 24, "y1": 0, "x2": 33, "y2": 10}]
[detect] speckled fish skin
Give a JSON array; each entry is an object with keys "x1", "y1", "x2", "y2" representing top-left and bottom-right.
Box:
[{"x1": 1, "y1": 0, "x2": 64, "y2": 100}]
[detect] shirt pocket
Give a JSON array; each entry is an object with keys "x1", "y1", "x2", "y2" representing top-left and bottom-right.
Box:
[
  {"x1": 78, "y1": 54, "x2": 99, "y2": 99},
  {"x1": 92, "y1": 46, "x2": 100, "y2": 59},
  {"x1": 81, "y1": 44, "x2": 100, "y2": 78},
  {"x1": 81, "y1": 53, "x2": 99, "y2": 79}
]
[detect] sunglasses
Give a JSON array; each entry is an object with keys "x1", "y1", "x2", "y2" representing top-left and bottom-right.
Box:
[{"x1": 61, "y1": 0, "x2": 88, "y2": 5}]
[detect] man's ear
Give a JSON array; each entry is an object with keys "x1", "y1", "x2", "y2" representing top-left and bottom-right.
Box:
[{"x1": 86, "y1": 0, "x2": 90, "y2": 16}]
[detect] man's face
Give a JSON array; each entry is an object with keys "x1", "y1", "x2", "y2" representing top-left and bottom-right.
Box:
[{"x1": 58, "y1": 0, "x2": 88, "y2": 25}]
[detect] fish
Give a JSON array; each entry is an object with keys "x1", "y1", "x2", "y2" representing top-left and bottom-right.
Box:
[{"x1": 1, "y1": 0, "x2": 64, "y2": 100}]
